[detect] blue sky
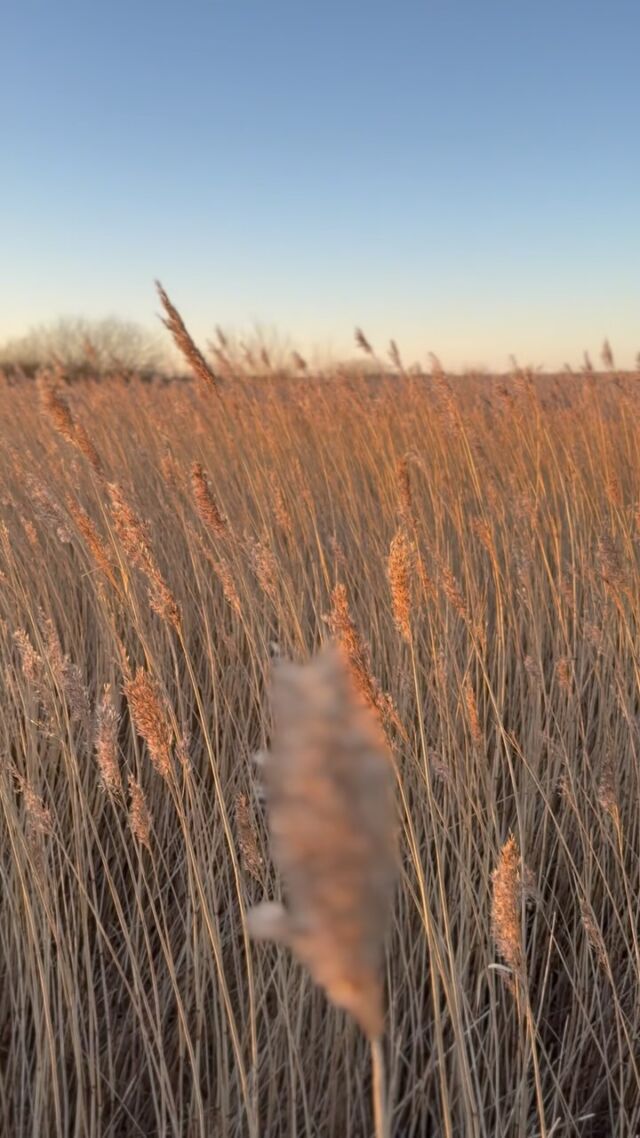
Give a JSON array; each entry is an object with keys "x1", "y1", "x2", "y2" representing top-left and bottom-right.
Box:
[{"x1": 2, "y1": 0, "x2": 639, "y2": 369}]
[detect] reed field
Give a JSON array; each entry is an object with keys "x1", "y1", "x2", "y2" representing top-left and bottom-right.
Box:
[{"x1": 1, "y1": 304, "x2": 639, "y2": 1136}]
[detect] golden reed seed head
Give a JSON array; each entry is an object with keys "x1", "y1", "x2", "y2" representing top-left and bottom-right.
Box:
[
  {"x1": 472, "y1": 516, "x2": 494, "y2": 555},
  {"x1": 555, "y1": 657, "x2": 572, "y2": 694},
  {"x1": 43, "y1": 616, "x2": 90, "y2": 724},
  {"x1": 248, "y1": 644, "x2": 397, "y2": 1039},
  {"x1": 388, "y1": 527, "x2": 413, "y2": 643},
  {"x1": 11, "y1": 767, "x2": 53, "y2": 876},
  {"x1": 146, "y1": 577, "x2": 182, "y2": 632},
  {"x1": 124, "y1": 668, "x2": 173, "y2": 783},
  {"x1": 38, "y1": 375, "x2": 103, "y2": 474},
  {"x1": 235, "y1": 792, "x2": 264, "y2": 883},
  {"x1": 95, "y1": 684, "x2": 121, "y2": 800},
  {"x1": 597, "y1": 531, "x2": 626, "y2": 593},
  {"x1": 108, "y1": 482, "x2": 181, "y2": 630},
  {"x1": 128, "y1": 776, "x2": 152, "y2": 849},
  {"x1": 187, "y1": 521, "x2": 242, "y2": 615},
  {"x1": 22, "y1": 520, "x2": 39, "y2": 548},
  {"x1": 213, "y1": 556, "x2": 242, "y2": 615},
  {"x1": 491, "y1": 834, "x2": 524, "y2": 978},
  {"x1": 156, "y1": 281, "x2": 219, "y2": 393},
  {"x1": 25, "y1": 476, "x2": 72, "y2": 544},
  {"x1": 72, "y1": 422, "x2": 103, "y2": 476},
  {"x1": 13, "y1": 770, "x2": 53, "y2": 839},
  {"x1": 248, "y1": 537, "x2": 278, "y2": 603},
  {"x1": 190, "y1": 462, "x2": 229, "y2": 538},
  {"x1": 354, "y1": 327, "x2": 374, "y2": 356},
  {"x1": 324, "y1": 582, "x2": 371, "y2": 695},
  {"x1": 323, "y1": 583, "x2": 403, "y2": 739},
  {"x1": 38, "y1": 375, "x2": 75, "y2": 443},
  {"x1": 66, "y1": 498, "x2": 117, "y2": 586},
  {"x1": 13, "y1": 628, "x2": 42, "y2": 686},
  {"x1": 438, "y1": 561, "x2": 469, "y2": 622},
  {"x1": 464, "y1": 679, "x2": 483, "y2": 747},
  {"x1": 580, "y1": 901, "x2": 608, "y2": 973},
  {"x1": 269, "y1": 473, "x2": 293, "y2": 535},
  {"x1": 107, "y1": 482, "x2": 153, "y2": 567}
]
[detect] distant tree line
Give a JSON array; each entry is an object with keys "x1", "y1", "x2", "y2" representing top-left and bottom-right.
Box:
[{"x1": 0, "y1": 317, "x2": 175, "y2": 380}]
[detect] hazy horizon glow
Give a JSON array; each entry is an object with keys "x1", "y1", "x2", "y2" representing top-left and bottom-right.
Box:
[{"x1": 2, "y1": 0, "x2": 639, "y2": 370}]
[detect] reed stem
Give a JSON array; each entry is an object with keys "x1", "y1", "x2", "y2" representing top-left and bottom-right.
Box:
[{"x1": 371, "y1": 1036, "x2": 389, "y2": 1138}]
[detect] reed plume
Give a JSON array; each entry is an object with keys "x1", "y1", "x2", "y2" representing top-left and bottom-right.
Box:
[
  {"x1": 38, "y1": 375, "x2": 103, "y2": 474},
  {"x1": 354, "y1": 327, "x2": 374, "y2": 356},
  {"x1": 324, "y1": 582, "x2": 402, "y2": 737},
  {"x1": 156, "y1": 281, "x2": 219, "y2": 393},
  {"x1": 248, "y1": 536, "x2": 278, "y2": 603},
  {"x1": 491, "y1": 833, "x2": 525, "y2": 979},
  {"x1": 248, "y1": 645, "x2": 397, "y2": 1025},
  {"x1": 108, "y1": 482, "x2": 181, "y2": 630},
  {"x1": 25, "y1": 476, "x2": 72, "y2": 543},
  {"x1": 188, "y1": 522, "x2": 242, "y2": 614},
  {"x1": 66, "y1": 497, "x2": 117, "y2": 586},
  {"x1": 464, "y1": 678, "x2": 483, "y2": 748},
  {"x1": 248, "y1": 643, "x2": 397, "y2": 1134},
  {"x1": 128, "y1": 775, "x2": 152, "y2": 849},
  {"x1": 95, "y1": 684, "x2": 121, "y2": 800},
  {"x1": 235, "y1": 792, "x2": 263, "y2": 883},
  {"x1": 388, "y1": 527, "x2": 413, "y2": 642},
  {"x1": 124, "y1": 667, "x2": 173, "y2": 783},
  {"x1": 597, "y1": 750, "x2": 620, "y2": 830},
  {"x1": 190, "y1": 462, "x2": 229, "y2": 538}
]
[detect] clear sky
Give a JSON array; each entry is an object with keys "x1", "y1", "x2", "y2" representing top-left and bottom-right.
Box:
[{"x1": 2, "y1": 0, "x2": 639, "y2": 370}]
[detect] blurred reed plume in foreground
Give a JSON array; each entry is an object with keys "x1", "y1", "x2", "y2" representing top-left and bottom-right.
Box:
[
  {"x1": 249, "y1": 643, "x2": 397, "y2": 1040},
  {"x1": 249, "y1": 643, "x2": 397, "y2": 1135}
]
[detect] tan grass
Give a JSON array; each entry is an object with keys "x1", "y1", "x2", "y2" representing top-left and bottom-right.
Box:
[{"x1": 1, "y1": 353, "x2": 640, "y2": 1136}]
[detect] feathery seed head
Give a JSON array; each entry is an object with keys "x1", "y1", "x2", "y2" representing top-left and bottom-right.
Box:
[
  {"x1": 491, "y1": 834, "x2": 525, "y2": 978},
  {"x1": 248, "y1": 644, "x2": 397, "y2": 1038},
  {"x1": 156, "y1": 281, "x2": 219, "y2": 393},
  {"x1": 128, "y1": 776, "x2": 152, "y2": 849},
  {"x1": 190, "y1": 462, "x2": 229, "y2": 538},
  {"x1": 95, "y1": 684, "x2": 121, "y2": 799},
  {"x1": 124, "y1": 667, "x2": 173, "y2": 783},
  {"x1": 388, "y1": 527, "x2": 414, "y2": 642}
]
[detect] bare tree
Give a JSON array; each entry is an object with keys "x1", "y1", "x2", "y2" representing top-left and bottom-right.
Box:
[{"x1": 0, "y1": 316, "x2": 172, "y2": 376}]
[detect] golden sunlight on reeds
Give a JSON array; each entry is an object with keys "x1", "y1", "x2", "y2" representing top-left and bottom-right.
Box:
[{"x1": 1, "y1": 312, "x2": 640, "y2": 1135}]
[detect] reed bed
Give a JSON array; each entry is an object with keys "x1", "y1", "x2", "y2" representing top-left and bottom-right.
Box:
[{"x1": 0, "y1": 346, "x2": 639, "y2": 1136}]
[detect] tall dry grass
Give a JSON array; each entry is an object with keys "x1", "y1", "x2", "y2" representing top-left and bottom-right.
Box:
[{"x1": 0, "y1": 334, "x2": 639, "y2": 1136}]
